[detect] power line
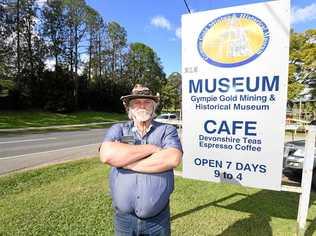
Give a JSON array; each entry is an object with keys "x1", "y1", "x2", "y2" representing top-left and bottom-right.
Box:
[{"x1": 183, "y1": 0, "x2": 191, "y2": 14}]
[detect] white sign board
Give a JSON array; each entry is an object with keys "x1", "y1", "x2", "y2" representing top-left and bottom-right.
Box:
[{"x1": 182, "y1": 0, "x2": 290, "y2": 190}]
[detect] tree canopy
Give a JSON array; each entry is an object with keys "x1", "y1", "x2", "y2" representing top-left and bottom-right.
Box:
[
  {"x1": 0, "y1": 1, "x2": 315, "y2": 112},
  {"x1": 288, "y1": 29, "x2": 316, "y2": 100},
  {"x1": 0, "y1": 0, "x2": 166, "y2": 112}
]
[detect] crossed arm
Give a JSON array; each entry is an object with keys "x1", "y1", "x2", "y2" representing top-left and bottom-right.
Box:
[{"x1": 99, "y1": 141, "x2": 182, "y2": 173}]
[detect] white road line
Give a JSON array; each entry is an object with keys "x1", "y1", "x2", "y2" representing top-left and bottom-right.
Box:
[
  {"x1": 0, "y1": 143, "x2": 100, "y2": 160},
  {"x1": 0, "y1": 137, "x2": 57, "y2": 144}
]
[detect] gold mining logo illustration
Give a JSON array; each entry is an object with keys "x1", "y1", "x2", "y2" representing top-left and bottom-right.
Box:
[{"x1": 197, "y1": 13, "x2": 270, "y2": 67}]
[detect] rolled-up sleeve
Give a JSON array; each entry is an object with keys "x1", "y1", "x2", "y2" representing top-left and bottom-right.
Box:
[
  {"x1": 103, "y1": 124, "x2": 123, "y2": 142},
  {"x1": 162, "y1": 125, "x2": 183, "y2": 152}
]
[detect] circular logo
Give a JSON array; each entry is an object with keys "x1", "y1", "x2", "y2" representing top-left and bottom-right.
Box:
[{"x1": 197, "y1": 13, "x2": 269, "y2": 67}]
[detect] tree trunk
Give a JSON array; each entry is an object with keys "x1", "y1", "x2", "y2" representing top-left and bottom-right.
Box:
[
  {"x1": 74, "y1": 24, "x2": 78, "y2": 109},
  {"x1": 27, "y1": 18, "x2": 34, "y2": 73},
  {"x1": 112, "y1": 47, "x2": 116, "y2": 80},
  {"x1": 98, "y1": 33, "x2": 102, "y2": 78},
  {"x1": 88, "y1": 33, "x2": 92, "y2": 81},
  {"x1": 16, "y1": 0, "x2": 21, "y2": 89}
]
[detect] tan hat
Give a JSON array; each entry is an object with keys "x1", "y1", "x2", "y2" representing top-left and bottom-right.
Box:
[{"x1": 120, "y1": 84, "x2": 160, "y2": 106}]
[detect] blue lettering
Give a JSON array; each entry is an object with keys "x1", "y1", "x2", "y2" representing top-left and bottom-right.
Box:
[
  {"x1": 232, "y1": 77, "x2": 244, "y2": 92},
  {"x1": 245, "y1": 121, "x2": 257, "y2": 136},
  {"x1": 204, "y1": 120, "x2": 257, "y2": 136},
  {"x1": 247, "y1": 76, "x2": 260, "y2": 92},
  {"x1": 205, "y1": 79, "x2": 216, "y2": 93},
  {"x1": 204, "y1": 120, "x2": 216, "y2": 134},
  {"x1": 262, "y1": 75, "x2": 279, "y2": 91},
  {"x1": 235, "y1": 162, "x2": 265, "y2": 172},
  {"x1": 194, "y1": 158, "x2": 201, "y2": 165},
  {"x1": 259, "y1": 165, "x2": 267, "y2": 173},
  {"x1": 202, "y1": 159, "x2": 208, "y2": 166},
  {"x1": 244, "y1": 164, "x2": 252, "y2": 171},
  {"x1": 218, "y1": 78, "x2": 230, "y2": 92},
  {"x1": 189, "y1": 79, "x2": 202, "y2": 93},
  {"x1": 188, "y1": 75, "x2": 280, "y2": 93},
  {"x1": 232, "y1": 121, "x2": 243, "y2": 135},
  {"x1": 218, "y1": 121, "x2": 231, "y2": 135},
  {"x1": 236, "y1": 162, "x2": 243, "y2": 170},
  {"x1": 252, "y1": 164, "x2": 259, "y2": 172}
]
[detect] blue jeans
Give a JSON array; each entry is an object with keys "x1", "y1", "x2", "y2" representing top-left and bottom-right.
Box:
[{"x1": 114, "y1": 205, "x2": 171, "y2": 236}]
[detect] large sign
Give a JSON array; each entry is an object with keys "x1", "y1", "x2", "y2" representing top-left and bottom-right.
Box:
[{"x1": 182, "y1": 0, "x2": 290, "y2": 190}]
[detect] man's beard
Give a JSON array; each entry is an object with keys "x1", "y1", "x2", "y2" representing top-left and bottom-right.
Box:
[{"x1": 130, "y1": 108, "x2": 153, "y2": 122}]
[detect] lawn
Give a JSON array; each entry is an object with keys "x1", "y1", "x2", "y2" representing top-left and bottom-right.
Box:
[
  {"x1": 0, "y1": 110, "x2": 127, "y2": 129},
  {"x1": 1, "y1": 158, "x2": 316, "y2": 235}
]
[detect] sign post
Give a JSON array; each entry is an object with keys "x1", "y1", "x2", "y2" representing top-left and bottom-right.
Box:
[
  {"x1": 297, "y1": 126, "x2": 316, "y2": 235},
  {"x1": 182, "y1": 0, "x2": 290, "y2": 190}
]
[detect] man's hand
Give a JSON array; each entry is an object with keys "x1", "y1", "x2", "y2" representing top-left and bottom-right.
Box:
[
  {"x1": 123, "y1": 147, "x2": 182, "y2": 173},
  {"x1": 99, "y1": 141, "x2": 160, "y2": 167}
]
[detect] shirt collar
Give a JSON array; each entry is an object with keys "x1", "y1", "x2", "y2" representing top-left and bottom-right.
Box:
[{"x1": 130, "y1": 120, "x2": 157, "y2": 136}]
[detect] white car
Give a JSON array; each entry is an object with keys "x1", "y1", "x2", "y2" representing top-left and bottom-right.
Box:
[
  {"x1": 155, "y1": 113, "x2": 181, "y2": 126},
  {"x1": 283, "y1": 120, "x2": 316, "y2": 188},
  {"x1": 155, "y1": 113, "x2": 177, "y2": 121}
]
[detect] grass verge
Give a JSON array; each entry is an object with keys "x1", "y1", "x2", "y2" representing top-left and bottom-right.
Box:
[
  {"x1": 0, "y1": 110, "x2": 127, "y2": 129},
  {"x1": 1, "y1": 158, "x2": 316, "y2": 235}
]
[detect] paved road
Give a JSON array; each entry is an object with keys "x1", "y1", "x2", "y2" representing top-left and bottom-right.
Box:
[
  {"x1": 0, "y1": 128, "x2": 306, "y2": 188},
  {"x1": 0, "y1": 128, "x2": 108, "y2": 175}
]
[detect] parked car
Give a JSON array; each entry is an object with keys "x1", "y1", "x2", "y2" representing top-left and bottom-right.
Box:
[
  {"x1": 283, "y1": 120, "x2": 316, "y2": 188},
  {"x1": 154, "y1": 113, "x2": 182, "y2": 127},
  {"x1": 155, "y1": 113, "x2": 178, "y2": 122}
]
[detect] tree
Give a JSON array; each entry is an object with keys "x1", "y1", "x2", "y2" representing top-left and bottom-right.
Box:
[
  {"x1": 85, "y1": 5, "x2": 103, "y2": 82},
  {"x1": 41, "y1": 67, "x2": 75, "y2": 112},
  {"x1": 41, "y1": 0, "x2": 66, "y2": 69},
  {"x1": 0, "y1": 0, "x2": 46, "y2": 108},
  {"x1": 0, "y1": 1, "x2": 16, "y2": 81},
  {"x1": 287, "y1": 63, "x2": 304, "y2": 100},
  {"x1": 63, "y1": 0, "x2": 89, "y2": 108},
  {"x1": 288, "y1": 30, "x2": 316, "y2": 100},
  {"x1": 105, "y1": 21, "x2": 127, "y2": 80},
  {"x1": 126, "y1": 42, "x2": 166, "y2": 93},
  {"x1": 161, "y1": 72, "x2": 181, "y2": 111}
]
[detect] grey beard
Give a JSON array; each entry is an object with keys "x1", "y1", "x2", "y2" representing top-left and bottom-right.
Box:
[{"x1": 129, "y1": 108, "x2": 153, "y2": 122}]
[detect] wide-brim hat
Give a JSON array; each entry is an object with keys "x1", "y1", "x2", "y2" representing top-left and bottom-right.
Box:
[{"x1": 120, "y1": 84, "x2": 160, "y2": 106}]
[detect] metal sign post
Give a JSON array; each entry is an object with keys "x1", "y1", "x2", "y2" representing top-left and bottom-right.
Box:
[{"x1": 297, "y1": 126, "x2": 316, "y2": 235}]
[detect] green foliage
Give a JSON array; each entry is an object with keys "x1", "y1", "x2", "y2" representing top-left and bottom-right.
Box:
[
  {"x1": 287, "y1": 82, "x2": 304, "y2": 100},
  {"x1": 161, "y1": 72, "x2": 181, "y2": 111},
  {"x1": 88, "y1": 78, "x2": 131, "y2": 113},
  {"x1": 40, "y1": 68, "x2": 75, "y2": 112},
  {"x1": 288, "y1": 30, "x2": 316, "y2": 100},
  {"x1": 2, "y1": 0, "x2": 314, "y2": 114},
  {"x1": 126, "y1": 42, "x2": 166, "y2": 94},
  {"x1": 0, "y1": 80, "x2": 15, "y2": 97},
  {"x1": 41, "y1": 0, "x2": 66, "y2": 68},
  {"x1": 107, "y1": 21, "x2": 127, "y2": 50}
]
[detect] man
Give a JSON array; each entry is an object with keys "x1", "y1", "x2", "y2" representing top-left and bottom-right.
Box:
[{"x1": 100, "y1": 84, "x2": 183, "y2": 236}]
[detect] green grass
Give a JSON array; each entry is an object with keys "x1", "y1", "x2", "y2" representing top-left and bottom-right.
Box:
[
  {"x1": 1, "y1": 158, "x2": 316, "y2": 235},
  {"x1": 0, "y1": 110, "x2": 127, "y2": 129}
]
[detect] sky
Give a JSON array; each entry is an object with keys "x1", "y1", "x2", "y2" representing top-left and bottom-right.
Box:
[{"x1": 85, "y1": 0, "x2": 316, "y2": 77}]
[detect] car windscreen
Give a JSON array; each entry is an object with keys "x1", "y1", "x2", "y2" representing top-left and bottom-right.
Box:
[{"x1": 157, "y1": 115, "x2": 169, "y2": 119}]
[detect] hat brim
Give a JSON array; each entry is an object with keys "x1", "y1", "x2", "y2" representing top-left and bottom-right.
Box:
[{"x1": 120, "y1": 94, "x2": 159, "y2": 104}]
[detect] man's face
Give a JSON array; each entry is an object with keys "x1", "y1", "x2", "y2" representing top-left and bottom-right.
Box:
[{"x1": 129, "y1": 98, "x2": 155, "y2": 122}]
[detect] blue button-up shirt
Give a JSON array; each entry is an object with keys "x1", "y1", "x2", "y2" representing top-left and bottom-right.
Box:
[{"x1": 103, "y1": 121, "x2": 182, "y2": 218}]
